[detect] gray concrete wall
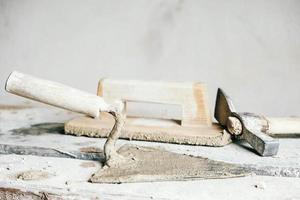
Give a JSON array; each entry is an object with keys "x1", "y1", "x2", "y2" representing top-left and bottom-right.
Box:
[{"x1": 0, "y1": 0, "x2": 300, "y2": 117}]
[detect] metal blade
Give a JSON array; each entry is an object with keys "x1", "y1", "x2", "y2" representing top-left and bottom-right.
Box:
[
  {"x1": 214, "y1": 88, "x2": 236, "y2": 126},
  {"x1": 90, "y1": 145, "x2": 250, "y2": 183}
]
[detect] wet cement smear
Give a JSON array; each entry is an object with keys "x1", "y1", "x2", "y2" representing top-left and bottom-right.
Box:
[
  {"x1": 80, "y1": 162, "x2": 96, "y2": 168},
  {"x1": 17, "y1": 170, "x2": 51, "y2": 181},
  {"x1": 10, "y1": 123, "x2": 65, "y2": 136},
  {"x1": 80, "y1": 147, "x2": 102, "y2": 153},
  {"x1": 0, "y1": 105, "x2": 32, "y2": 110},
  {"x1": 91, "y1": 145, "x2": 250, "y2": 183}
]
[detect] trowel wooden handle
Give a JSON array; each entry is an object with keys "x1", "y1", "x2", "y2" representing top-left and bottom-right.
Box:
[
  {"x1": 267, "y1": 117, "x2": 300, "y2": 135},
  {"x1": 5, "y1": 71, "x2": 111, "y2": 118}
]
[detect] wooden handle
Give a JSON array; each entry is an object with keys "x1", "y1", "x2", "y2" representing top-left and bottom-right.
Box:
[
  {"x1": 5, "y1": 71, "x2": 111, "y2": 118},
  {"x1": 267, "y1": 117, "x2": 300, "y2": 135}
]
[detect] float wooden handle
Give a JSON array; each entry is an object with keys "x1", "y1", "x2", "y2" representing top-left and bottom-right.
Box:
[
  {"x1": 5, "y1": 71, "x2": 111, "y2": 118},
  {"x1": 267, "y1": 117, "x2": 300, "y2": 135}
]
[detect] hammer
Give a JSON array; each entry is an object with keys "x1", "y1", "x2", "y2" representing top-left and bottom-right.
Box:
[
  {"x1": 5, "y1": 71, "x2": 125, "y2": 166},
  {"x1": 215, "y1": 88, "x2": 300, "y2": 157}
]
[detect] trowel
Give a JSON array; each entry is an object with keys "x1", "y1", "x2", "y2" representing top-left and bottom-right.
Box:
[{"x1": 5, "y1": 71, "x2": 250, "y2": 183}]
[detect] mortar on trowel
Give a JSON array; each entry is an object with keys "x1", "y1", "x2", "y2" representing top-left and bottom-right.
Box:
[{"x1": 5, "y1": 71, "x2": 249, "y2": 183}]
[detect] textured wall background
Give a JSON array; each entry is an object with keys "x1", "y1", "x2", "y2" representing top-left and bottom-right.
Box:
[{"x1": 0, "y1": 0, "x2": 300, "y2": 117}]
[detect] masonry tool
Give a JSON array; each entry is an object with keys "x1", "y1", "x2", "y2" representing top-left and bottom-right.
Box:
[
  {"x1": 65, "y1": 79, "x2": 231, "y2": 147},
  {"x1": 5, "y1": 71, "x2": 124, "y2": 166},
  {"x1": 215, "y1": 88, "x2": 300, "y2": 156},
  {"x1": 4, "y1": 71, "x2": 251, "y2": 183}
]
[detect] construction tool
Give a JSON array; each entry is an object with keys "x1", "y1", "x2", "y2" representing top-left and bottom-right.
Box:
[
  {"x1": 65, "y1": 79, "x2": 231, "y2": 147},
  {"x1": 4, "y1": 71, "x2": 251, "y2": 183},
  {"x1": 5, "y1": 71, "x2": 125, "y2": 166},
  {"x1": 214, "y1": 88, "x2": 300, "y2": 157}
]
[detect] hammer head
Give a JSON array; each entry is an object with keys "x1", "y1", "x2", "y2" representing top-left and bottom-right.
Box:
[
  {"x1": 214, "y1": 88, "x2": 236, "y2": 126},
  {"x1": 214, "y1": 88, "x2": 279, "y2": 157}
]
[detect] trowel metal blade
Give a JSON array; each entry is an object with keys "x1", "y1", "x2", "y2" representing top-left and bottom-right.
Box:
[
  {"x1": 90, "y1": 145, "x2": 250, "y2": 183},
  {"x1": 214, "y1": 88, "x2": 236, "y2": 126}
]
